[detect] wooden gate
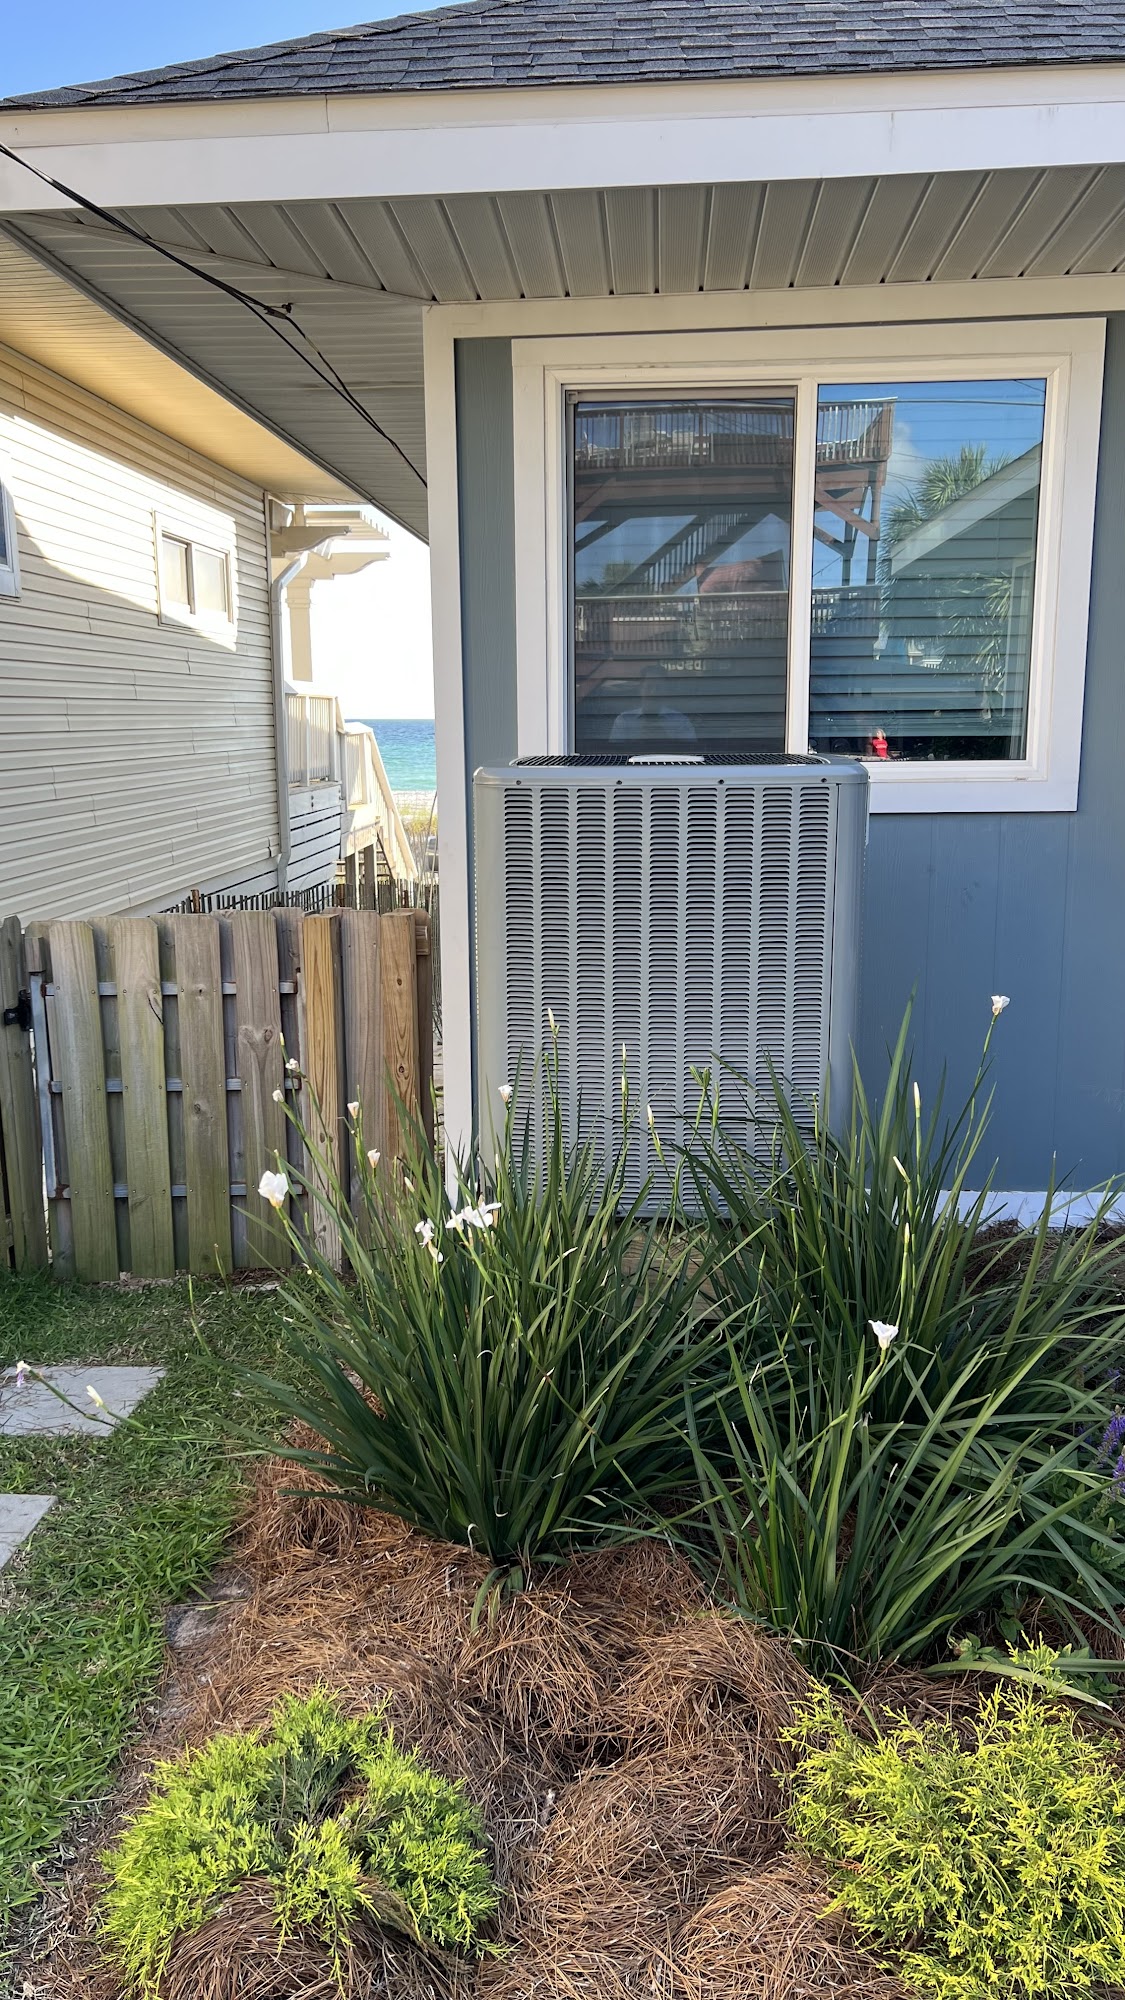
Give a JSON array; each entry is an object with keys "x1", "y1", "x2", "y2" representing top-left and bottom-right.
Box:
[{"x1": 0, "y1": 907, "x2": 432, "y2": 1281}]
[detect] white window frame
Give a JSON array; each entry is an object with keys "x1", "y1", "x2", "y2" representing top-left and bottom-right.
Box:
[
  {"x1": 154, "y1": 514, "x2": 237, "y2": 634},
  {"x1": 510, "y1": 318, "x2": 1106, "y2": 813},
  {"x1": 0, "y1": 460, "x2": 20, "y2": 600}
]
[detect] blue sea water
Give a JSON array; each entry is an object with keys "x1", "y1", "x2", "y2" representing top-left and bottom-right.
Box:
[{"x1": 356, "y1": 717, "x2": 436, "y2": 794}]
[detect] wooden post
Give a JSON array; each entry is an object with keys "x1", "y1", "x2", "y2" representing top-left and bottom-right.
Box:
[
  {"x1": 344, "y1": 850, "x2": 359, "y2": 910},
  {"x1": 112, "y1": 919, "x2": 175, "y2": 1278},
  {"x1": 0, "y1": 917, "x2": 47, "y2": 1270},
  {"x1": 339, "y1": 909, "x2": 384, "y2": 1203},
  {"x1": 162, "y1": 917, "x2": 232, "y2": 1276},
  {"x1": 47, "y1": 921, "x2": 118, "y2": 1282},
  {"x1": 303, "y1": 914, "x2": 344, "y2": 1268},
  {"x1": 380, "y1": 910, "x2": 420, "y2": 1163},
  {"x1": 227, "y1": 913, "x2": 286, "y2": 1269},
  {"x1": 360, "y1": 844, "x2": 377, "y2": 911},
  {"x1": 413, "y1": 910, "x2": 435, "y2": 1150}
]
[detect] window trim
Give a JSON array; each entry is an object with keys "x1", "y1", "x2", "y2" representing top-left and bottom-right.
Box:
[
  {"x1": 154, "y1": 514, "x2": 236, "y2": 634},
  {"x1": 0, "y1": 460, "x2": 20, "y2": 600},
  {"x1": 511, "y1": 318, "x2": 1106, "y2": 813}
]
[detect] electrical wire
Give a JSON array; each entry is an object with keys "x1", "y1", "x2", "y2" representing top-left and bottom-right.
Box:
[{"x1": 0, "y1": 137, "x2": 427, "y2": 488}]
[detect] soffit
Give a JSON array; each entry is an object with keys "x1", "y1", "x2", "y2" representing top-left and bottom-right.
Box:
[
  {"x1": 8, "y1": 164, "x2": 1125, "y2": 543},
  {"x1": 0, "y1": 231, "x2": 350, "y2": 502}
]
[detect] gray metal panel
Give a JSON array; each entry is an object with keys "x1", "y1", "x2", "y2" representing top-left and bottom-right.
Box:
[
  {"x1": 473, "y1": 760, "x2": 868, "y2": 1194},
  {"x1": 455, "y1": 336, "x2": 518, "y2": 918}
]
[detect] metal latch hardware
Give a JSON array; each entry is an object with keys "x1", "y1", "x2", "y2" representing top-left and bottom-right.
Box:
[{"x1": 2, "y1": 989, "x2": 31, "y2": 1032}]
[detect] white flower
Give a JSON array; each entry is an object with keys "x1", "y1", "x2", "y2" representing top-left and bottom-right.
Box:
[
  {"x1": 426, "y1": 1245, "x2": 445, "y2": 1266},
  {"x1": 498, "y1": 1083, "x2": 513, "y2": 1104},
  {"x1": 991, "y1": 994, "x2": 1010, "y2": 1017},
  {"x1": 14, "y1": 1361, "x2": 30, "y2": 1390},
  {"x1": 415, "y1": 1218, "x2": 436, "y2": 1247},
  {"x1": 547, "y1": 1006, "x2": 557, "y2": 1033},
  {"x1": 366, "y1": 1148, "x2": 381, "y2": 1168},
  {"x1": 258, "y1": 1169, "x2": 289, "y2": 1209},
  {"x1": 913, "y1": 1081, "x2": 921, "y2": 1116},
  {"x1": 404, "y1": 1176, "x2": 415, "y2": 1193},
  {"x1": 285, "y1": 1056, "x2": 301, "y2": 1074},
  {"x1": 646, "y1": 1104, "x2": 656, "y2": 1130},
  {"x1": 272, "y1": 1087, "x2": 284, "y2": 1104},
  {"x1": 480, "y1": 1202, "x2": 501, "y2": 1227},
  {"x1": 87, "y1": 1385, "x2": 106, "y2": 1410},
  {"x1": 870, "y1": 1320, "x2": 899, "y2": 1351},
  {"x1": 347, "y1": 1100, "x2": 360, "y2": 1119}
]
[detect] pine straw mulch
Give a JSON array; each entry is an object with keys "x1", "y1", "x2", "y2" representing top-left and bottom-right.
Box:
[{"x1": 18, "y1": 1442, "x2": 990, "y2": 2000}]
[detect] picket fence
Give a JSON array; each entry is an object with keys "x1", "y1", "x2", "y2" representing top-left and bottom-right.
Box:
[{"x1": 0, "y1": 907, "x2": 433, "y2": 1281}]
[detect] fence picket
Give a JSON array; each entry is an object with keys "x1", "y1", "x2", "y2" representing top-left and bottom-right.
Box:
[
  {"x1": 413, "y1": 911, "x2": 435, "y2": 1151},
  {"x1": 380, "y1": 910, "x2": 420, "y2": 1163},
  {"x1": 0, "y1": 916, "x2": 47, "y2": 1270},
  {"x1": 339, "y1": 909, "x2": 384, "y2": 1189},
  {"x1": 162, "y1": 917, "x2": 232, "y2": 1276},
  {"x1": 111, "y1": 920, "x2": 175, "y2": 1278},
  {"x1": 47, "y1": 921, "x2": 118, "y2": 1282},
  {"x1": 303, "y1": 914, "x2": 344, "y2": 1268},
  {"x1": 226, "y1": 913, "x2": 286, "y2": 1270}
]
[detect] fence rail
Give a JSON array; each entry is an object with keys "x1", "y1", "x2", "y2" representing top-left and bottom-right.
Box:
[{"x1": 1, "y1": 906, "x2": 433, "y2": 1280}]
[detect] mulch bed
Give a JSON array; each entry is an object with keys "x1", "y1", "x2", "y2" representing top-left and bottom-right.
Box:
[{"x1": 13, "y1": 1440, "x2": 991, "y2": 2000}]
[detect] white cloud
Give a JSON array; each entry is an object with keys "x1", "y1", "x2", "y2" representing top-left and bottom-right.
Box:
[{"x1": 308, "y1": 516, "x2": 434, "y2": 721}]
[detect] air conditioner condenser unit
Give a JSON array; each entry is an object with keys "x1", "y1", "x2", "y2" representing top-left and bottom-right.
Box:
[{"x1": 473, "y1": 755, "x2": 868, "y2": 1197}]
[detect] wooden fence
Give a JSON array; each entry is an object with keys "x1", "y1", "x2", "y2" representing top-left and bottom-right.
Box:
[{"x1": 0, "y1": 907, "x2": 433, "y2": 1281}]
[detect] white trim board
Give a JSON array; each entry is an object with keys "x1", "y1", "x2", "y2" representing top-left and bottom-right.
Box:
[
  {"x1": 422, "y1": 304, "x2": 474, "y2": 1163},
  {"x1": 6, "y1": 66, "x2": 1125, "y2": 211},
  {"x1": 511, "y1": 316, "x2": 1106, "y2": 815}
]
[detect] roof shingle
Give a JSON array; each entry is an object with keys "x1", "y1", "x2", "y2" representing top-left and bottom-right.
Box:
[{"x1": 4, "y1": 0, "x2": 1122, "y2": 111}]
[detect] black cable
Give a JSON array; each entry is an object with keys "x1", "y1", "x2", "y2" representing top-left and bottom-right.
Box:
[{"x1": 0, "y1": 137, "x2": 427, "y2": 488}]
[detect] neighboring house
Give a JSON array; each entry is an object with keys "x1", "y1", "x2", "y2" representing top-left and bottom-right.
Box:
[
  {"x1": 0, "y1": 236, "x2": 413, "y2": 920},
  {"x1": 3, "y1": 0, "x2": 1125, "y2": 1202}
]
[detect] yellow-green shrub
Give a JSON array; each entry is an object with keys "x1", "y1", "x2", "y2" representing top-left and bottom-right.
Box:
[
  {"x1": 102, "y1": 1689, "x2": 496, "y2": 1995},
  {"x1": 788, "y1": 1679, "x2": 1125, "y2": 2000}
]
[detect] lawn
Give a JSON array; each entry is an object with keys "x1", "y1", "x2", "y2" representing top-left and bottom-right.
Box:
[{"x1": 0, "y1": 1273, "x2": 290, "y2": 1939}]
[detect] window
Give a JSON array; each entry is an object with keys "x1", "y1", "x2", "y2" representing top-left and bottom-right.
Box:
[
  {"x1": 0, "y1": 466, "x2": 19, "y2": 599},
  {"x1": 156, "y1": 523, "x2": 233, "y2": 629},
  {"x1": 571, "y1": 397, "x2": 794, "y2": 757},
  {"x1": 515, "y1": 320, "x2": 1104, "y2": 812},
  {"x1": 808, "y1": 380, "x2": 1046, "y2": 766}
]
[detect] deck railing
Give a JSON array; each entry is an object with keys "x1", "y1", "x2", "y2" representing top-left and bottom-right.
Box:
[{"x1": 286, "y1": 690, "x2": 341, "y2": 786}]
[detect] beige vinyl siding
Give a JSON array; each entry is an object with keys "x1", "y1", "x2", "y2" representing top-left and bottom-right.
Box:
[{"x1": 0, "y1": 342, "x2": 280, "y2": 922}]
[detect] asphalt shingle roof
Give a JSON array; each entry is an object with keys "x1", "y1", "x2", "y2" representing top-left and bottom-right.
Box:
[{"x1": 5, "y1": 0, "x2": 1123, "y2": 111}]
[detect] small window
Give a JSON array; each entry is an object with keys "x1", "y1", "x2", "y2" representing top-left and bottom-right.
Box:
[
  {"x1": 0, "y1": 467, "x2": 19, "y2": 600},
  {"x1": 156, "y1": 523, "x2": 234, "y2": 629}
]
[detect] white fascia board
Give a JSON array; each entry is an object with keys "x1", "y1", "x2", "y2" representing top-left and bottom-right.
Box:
[{"x1": 4, "y1": 64, "x2": 1125, "y2": 212}]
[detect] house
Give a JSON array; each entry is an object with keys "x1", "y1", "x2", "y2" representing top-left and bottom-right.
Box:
[
  {"x1": 2, "y1": 0, "x2": 1125, "y2": 1207},
  {"x1": 0, "y1": 233, "x2": 413, "y2": 920}
]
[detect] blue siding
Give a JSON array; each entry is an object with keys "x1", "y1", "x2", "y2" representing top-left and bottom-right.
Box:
[{"x1": 455, "y1": 318, "x2": 1125, "y2": 1192}]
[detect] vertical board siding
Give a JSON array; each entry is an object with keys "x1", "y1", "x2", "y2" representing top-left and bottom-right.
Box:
[
  {"x1": 2, "y1": 907, "x2": 434, "y2": 1278},
  {"x1": 0, "y1": 343, "x2": 278, "y2": 922},
  {"x1": 454, "y1": 315, "x2": 1125, "y2": 1193}
]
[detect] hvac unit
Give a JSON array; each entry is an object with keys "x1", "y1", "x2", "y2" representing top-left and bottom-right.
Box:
[{"x1": 473, "y1": 755, "x2": 868, "y2": 1195}]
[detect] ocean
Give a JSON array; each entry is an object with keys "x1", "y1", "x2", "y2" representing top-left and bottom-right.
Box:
[{"x1": 356, "y1": 718, "x2": 436, "y2": 795}]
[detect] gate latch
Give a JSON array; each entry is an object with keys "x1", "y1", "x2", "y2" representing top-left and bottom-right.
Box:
[{"x1": 2, "y1": 989, "x2": 31, "y2": 1032}]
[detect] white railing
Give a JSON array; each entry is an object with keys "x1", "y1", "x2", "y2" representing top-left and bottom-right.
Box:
[
  {"x1": 343, "y1": 722, "x2": 416, "y2": 882},
  {"x1": 285, "y1": 690, "x2": 341, "y2": 786}
]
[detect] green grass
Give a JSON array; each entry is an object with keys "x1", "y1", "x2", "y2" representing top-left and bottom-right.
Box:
[{"x1": 0, "y1": 1272, "x2": 291, "y2": 1940}]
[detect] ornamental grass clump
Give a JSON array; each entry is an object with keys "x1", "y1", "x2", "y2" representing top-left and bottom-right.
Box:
[
  {"x1": 102, "y1": 1688, "x2": 496, "y2": 1997},
  {"x1": 685, "y1": 999, "x2": 1125, "y2": 1671},
  {"x1": 253, "y1": 1047, "x2": 719, "y2": 1589},
  {"x1": 787, "y1": 1674, "x2": 1125, "y2": 2000}
]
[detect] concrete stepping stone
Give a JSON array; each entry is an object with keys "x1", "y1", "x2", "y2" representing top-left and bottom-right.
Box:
[
  {"x1": 0, "y1": 1495, "x2": 55, "y2": 1570},
  {"x1": 0, "y1": 1365, "x2": 165, "y2": 1437}
]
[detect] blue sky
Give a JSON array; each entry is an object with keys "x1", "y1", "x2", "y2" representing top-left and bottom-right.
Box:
[{"x1": 3, "y1": 0, "x2": 446, "y2": 97}]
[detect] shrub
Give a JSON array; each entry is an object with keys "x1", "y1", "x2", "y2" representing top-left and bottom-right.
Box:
[
  {"x1": 685, "y1": 1002, "x2": 1125, "y2": 1669},
  {"x1": 253, "y1": 1052, "x2": 720, "y2": 1587},
  {"x1": 787, "y1": 1676, "x2": 1125, "y2": 2000},
  {"x1": 102, "y1": 1688, "x2": 497, "y2": 1996}
]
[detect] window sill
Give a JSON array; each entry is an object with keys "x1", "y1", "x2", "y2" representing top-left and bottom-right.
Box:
[{"x1": 864, "y1": 763, "x2": 1076, "y2": 814}]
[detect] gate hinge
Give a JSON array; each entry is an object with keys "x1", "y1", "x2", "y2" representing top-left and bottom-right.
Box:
[{"x1": 2, "y1": 989, "x2": 31, "y2": 1032}]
